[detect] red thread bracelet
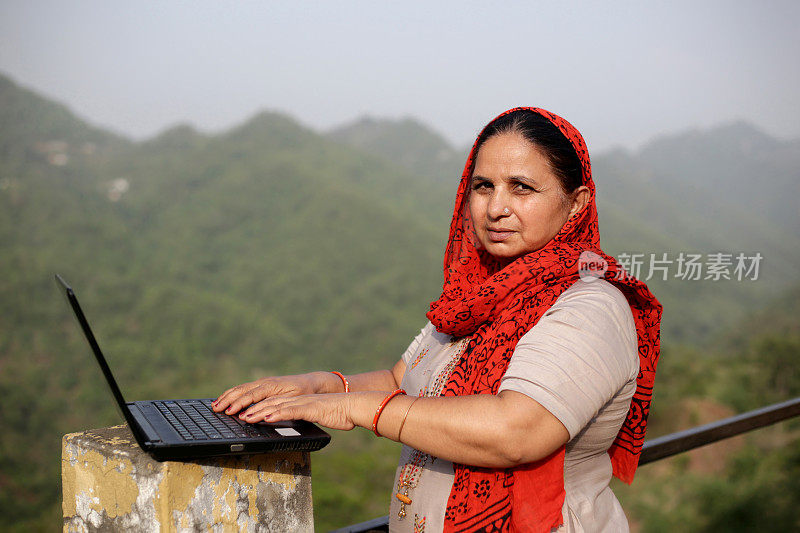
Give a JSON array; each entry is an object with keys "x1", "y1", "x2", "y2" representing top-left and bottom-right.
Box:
[
  {"x1": 372, "y1": 388, "x2": 406, "y2": 437},
  {"x1": 330, "y1": 371, "x2": 349, "y2": 393}
]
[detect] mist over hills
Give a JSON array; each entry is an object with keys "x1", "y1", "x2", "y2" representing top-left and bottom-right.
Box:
[
  {"x1": 329, "y1": 111, "x2": 800, "y2": 254},
  {"x1": 638, "y1": 121, "x2": 800, "y2": 231},
  {"x1": 1, "y1": 74, "x2": 446, "y2": 528},
  {"x1": 1, "y1": 71, "x2": 799, "y2": 530},
  {"x1": 328, "y1": 116, "x2": 470, "y2": 184},
  {"x1": 0, "y1": 75, "x2": 129, "y2": 166},
  {"x1": 329, "y1": 109, "x2": 800, "y2": 341}
]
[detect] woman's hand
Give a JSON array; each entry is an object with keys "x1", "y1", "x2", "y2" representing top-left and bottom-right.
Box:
[
  {"x1": 212, "y1": 362, "x2": 406, "y2": 417},
  {"x1": 212, "y1": 372, "x2": 338, "y2": 416},
  {"x1": 220, "y1": 378, "x2": 569, "y2": 467},
  {"x1": 238, "y1": 393, "x2": 358, "y2": 431},
  {"x1": 237, "y1": 391, "x2": 394, "y2": 433}
]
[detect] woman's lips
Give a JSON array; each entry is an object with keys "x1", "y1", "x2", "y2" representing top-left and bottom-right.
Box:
[{"x1": 487, "y1": 229, "x2": 515, "y2": 242}]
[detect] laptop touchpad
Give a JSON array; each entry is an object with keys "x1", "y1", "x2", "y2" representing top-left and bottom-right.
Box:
[{"x1": 275, "y1": 427, "x2": 301, "y2": 437}]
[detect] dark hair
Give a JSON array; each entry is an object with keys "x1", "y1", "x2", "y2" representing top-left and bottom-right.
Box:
[{"x1": 473, "y1": 109, "x2": 583, "y2": 193}]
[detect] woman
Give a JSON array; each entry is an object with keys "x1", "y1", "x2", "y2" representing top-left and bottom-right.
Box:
[{"x1": 213, "y1": 107, "x2": 662, "y2": 532}]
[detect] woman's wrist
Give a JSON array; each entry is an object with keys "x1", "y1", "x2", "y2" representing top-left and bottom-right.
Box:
[
  {"x1": 307, "y1": 371, "x2": 346, "y2": 394},
  {"x1": 371, "y1": 389, "x2": 406, "y2": 437},
  {"x1": 330, "y1": 371, "x2": 350, "y2": 393},
  {"x1": 346, "y1": 392, "x2": 384, "y2": 430},
  {"x1": 343, "y1": 391, "x2": 415, "y2": 440}
]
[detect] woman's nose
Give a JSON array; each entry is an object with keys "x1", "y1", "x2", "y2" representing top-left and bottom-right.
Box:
[{"x1": 487, "y1": 191, "x2": 510, "y2": 219}]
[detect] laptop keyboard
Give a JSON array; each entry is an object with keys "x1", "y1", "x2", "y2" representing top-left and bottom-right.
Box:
[{"x1": 155, "y1": 399, "x2": 268, "y2": 441}]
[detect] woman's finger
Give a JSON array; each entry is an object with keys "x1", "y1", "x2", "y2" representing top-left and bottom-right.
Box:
[
  {"x1": 212, "y1": 386, "x2": 240, "y2": 410},
  {"x1": 216, "y1": 379, "x2": 280, "y2": 412},
  {"x1": 214, "y1": 375, "x2": 310, "y2": 413},
  {"x1": 240, "y1": 394, "x2": 287, "y2": 417},
  {"x1": 240, "y1": 395, "x2": 288, "y2": 420},
  {"x1": 248, "y1": 394, "x2": 355, "y2": 431},
  {"x1": 224, "y1": 388, "x2": 266, "y2": 415},
  {"x1": 264, "y1": 404, "x2": 296, "y2": 423},
  {"x1": 256, "y1": 397, "x2": 308, "y2": 423},
  {"x1": 213, "y1": 381, "x2": 262, "y2": 411}
]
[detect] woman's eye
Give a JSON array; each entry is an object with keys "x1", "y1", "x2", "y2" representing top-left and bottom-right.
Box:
[
  {"x1": 513, "y1": 182, "x2": 535, "y2": 192},
  {"x1": 472, "y1": 181, "x2": 491, "y2": 190}
]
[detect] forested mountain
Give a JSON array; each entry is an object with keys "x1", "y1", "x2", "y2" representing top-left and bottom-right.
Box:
[
  {"x1": 638, "y1": 121, "x2": 800, "y2": 231},
  {"x1": 1, "y1": 72, "x2": 798, "y2": 530},
  {"x1": 613, "y1": 281, "x2": 800, "y2": 531},
  {"x1": 328, "y1": 116, "x2": 469, "y2": 185},
  {"x1": 1, "y1": 74, "x2": 447, "y2": 530},
  {"x1": 329, "y1": 114, "x2": 800, "y2": 342}
]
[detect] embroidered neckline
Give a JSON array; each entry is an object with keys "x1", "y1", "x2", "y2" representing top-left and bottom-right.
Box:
[{"x1": 395, "y1": 337, "x2": 470, "y2": 521}]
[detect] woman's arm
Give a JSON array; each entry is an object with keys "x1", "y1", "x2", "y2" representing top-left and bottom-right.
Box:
[
  {"x1": 213, "y1": 359, "x2": 406, "y2": 416},
  {"x1": 238, "y1": 389, "x2": 569, "y2": 468},
  {"x1": 344, "y1": 359, "x2": 406, "y2": 393},
  {"x1": 372, "y1": 390, "x2": 568, "y2": 467}
]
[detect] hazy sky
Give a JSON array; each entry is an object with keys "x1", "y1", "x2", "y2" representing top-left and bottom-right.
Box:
[{"x1": 1, "y1": 1, "x2": 798, "y2": 152}]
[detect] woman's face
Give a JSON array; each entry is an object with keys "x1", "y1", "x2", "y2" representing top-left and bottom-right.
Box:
[{"x1": 468, "y1": 132, "x2": 586, "y2": 260}]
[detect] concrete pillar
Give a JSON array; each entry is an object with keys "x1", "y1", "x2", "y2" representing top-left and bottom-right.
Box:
[{"x1": 62, "y1": 425, "x2": 314, "y2": 532}]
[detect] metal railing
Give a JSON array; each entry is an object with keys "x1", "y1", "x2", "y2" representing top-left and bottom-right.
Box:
[{"x1": 332, "y1": 396, "x2": 800, "y2": 533}]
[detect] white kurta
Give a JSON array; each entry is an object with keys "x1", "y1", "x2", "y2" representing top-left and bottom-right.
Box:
[{"x1": 388, "y1": 279, "x2": 639, "y2": 533}]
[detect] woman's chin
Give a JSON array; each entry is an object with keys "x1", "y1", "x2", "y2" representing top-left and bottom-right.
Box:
[{"x1": 484, "y1": 243, "x2": 525, "y2": 261}]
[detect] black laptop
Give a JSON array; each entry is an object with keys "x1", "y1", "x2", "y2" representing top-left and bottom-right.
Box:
[{"x1": 55, "y1": 274, "x2": 330, "y2": 460}]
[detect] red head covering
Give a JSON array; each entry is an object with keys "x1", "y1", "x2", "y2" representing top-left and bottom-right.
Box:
[{"x1": 427, "y1": 107, "x2": 663, "y2": 532}]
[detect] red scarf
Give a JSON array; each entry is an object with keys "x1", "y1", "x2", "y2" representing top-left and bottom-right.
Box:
[{"x1": 427, "y1": 107, "x2": 663, "y2": 532}]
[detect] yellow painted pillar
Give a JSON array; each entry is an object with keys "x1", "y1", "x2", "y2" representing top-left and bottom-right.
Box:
[{"x1": 62, "y1": 425, "x2": 314, "y2": 532}]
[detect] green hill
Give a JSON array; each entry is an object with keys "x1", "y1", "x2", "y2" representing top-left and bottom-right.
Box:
[
  {"x1": 1, "y1": 71, "x2": 799, "y2": 530},
  {"x1": 328, "y1": 115, "x2": 469, "y2": 185},
  {"x1": 0, "y1": 75, "x2": 446, "y2": 530},
  {"x1": 329, "y1": 116, "x2": 800, "y2": 342},
  {"x1": 614, "y1": 281, "x2": 800, "y2": 532},
  {"x1": 638, "y1": 121, "x2": 800, "y2": 231}
]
